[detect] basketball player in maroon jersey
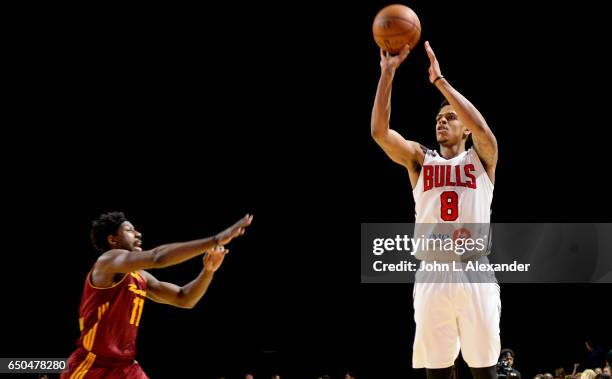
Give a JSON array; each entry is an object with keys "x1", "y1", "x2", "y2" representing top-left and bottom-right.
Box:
[
  {"x1": 371, "y1": 41, "x2": 499, "y2": 379},
  {"x1": 61, "y1": 212, "x2": 253, "y2": 379}
]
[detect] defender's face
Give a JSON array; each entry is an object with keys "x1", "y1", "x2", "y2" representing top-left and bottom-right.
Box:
[
  {"x1": 111, "y1": 221, "x2": 143, "y2": 252},
  {"x1": 435, "y1": 105, "x2": 469, "y2": 146}
]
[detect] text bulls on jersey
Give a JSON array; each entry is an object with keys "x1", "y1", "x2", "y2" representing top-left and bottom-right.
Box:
[{"x1": 423, "y1": 164, "x2": 476, "y2": 191}]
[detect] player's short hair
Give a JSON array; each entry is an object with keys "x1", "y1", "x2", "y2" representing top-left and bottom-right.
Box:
[
  {"x1": 439, "y1": 98, "x2": 451, "y2": 111},
  {"x1": 90, "y1": 211, "x2": 128, "y2": 253},
  {"x1": 500, "y1": 348, "x2": 515, "y2": 358}
]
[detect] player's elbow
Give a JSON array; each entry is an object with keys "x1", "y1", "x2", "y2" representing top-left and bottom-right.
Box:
[
  {"x1": 370, "y1": 125, "x2": 387, "y2": 141},
  {"x1": 174, "y1": 289, "x2": 196, "y2": 309},
  {"x1": 371, "y1": 129, "x2": 381, "y2": 140},
  {"x1": 180, "y1": 302, "x2": 196, "y2": 309},
  {"x1": 175, "y1": 299, "x2": 196, "y2": 309}
]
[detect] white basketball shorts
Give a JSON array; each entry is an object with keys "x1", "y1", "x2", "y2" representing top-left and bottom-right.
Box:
[{"x1": 412, "y1": 280, "x2": 501, "y2": 369}]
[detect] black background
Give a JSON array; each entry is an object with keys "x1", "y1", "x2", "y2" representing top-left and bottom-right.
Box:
[{"x1": 2, "y1": 1, "x2": 611, "y2": 378}]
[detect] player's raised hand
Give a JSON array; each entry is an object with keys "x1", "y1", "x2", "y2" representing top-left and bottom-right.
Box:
[
  {"x1": 424, "y1": 41, "x2": 443, "y2": 84},
  {"x1": 203, "y1": 245, "x2": 229, "y2": 272},
  {"x1": 215, "y1": 214, "x2": 253, "y2": 245},
  {"x1": 379, "y1": 44, "x2": 411, "y2": 73}
]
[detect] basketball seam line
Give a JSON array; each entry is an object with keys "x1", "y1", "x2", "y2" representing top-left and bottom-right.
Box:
[
  {"x1": 373, "y1": 18, "x2": 421, "y2": 38},
  {"x1": 374, "y1": 29, "x2": 421, "y2": 38}
]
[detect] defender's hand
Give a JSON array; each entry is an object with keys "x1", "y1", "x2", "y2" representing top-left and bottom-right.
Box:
[
  {"x1": 215, "y1": 214, "x2": 253, "y2": 245},
  {"x1": 425, "y1": 41, "x2": 443, "y2": 83},
  {"x1": 379, "y1": 45, "x2": 411, "y2": 73}
]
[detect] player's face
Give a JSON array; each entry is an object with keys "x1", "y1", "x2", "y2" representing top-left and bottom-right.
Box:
[
  {"x1": 435, "y1": 105, "x2": 469, "y2": 146},
  {"x1": 113, "y1": 221, "x2": 143, "y2": 252}
]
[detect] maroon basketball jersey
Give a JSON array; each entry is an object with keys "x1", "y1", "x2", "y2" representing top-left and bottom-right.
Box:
[{"x1": 73, "y1": 270, "x2": 147, "y2": 360}]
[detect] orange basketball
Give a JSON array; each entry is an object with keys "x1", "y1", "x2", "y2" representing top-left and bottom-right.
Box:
[{"x1": 372, "y1": 4, "x2": 421, "y2": 54}]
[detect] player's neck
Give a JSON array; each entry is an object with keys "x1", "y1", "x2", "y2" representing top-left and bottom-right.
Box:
[{"x1": 438, "y1": 144, "x2": 466, "y2": 160}]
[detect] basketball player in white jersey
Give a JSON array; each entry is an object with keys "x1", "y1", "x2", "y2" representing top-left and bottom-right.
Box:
[{"x1": 371, "y1": 41, "x2": 500, "y2": 379}]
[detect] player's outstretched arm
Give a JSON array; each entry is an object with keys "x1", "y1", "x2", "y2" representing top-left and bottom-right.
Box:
[
  {"x1": 425, "y1": 41, "x2": 498, "y2": 179},
  {"x1": 371, "y1": 45, "x2": 425, "y2": 170},
  {"x1": 140, "y1": 245, "x2": 229, "y2": 309},
  {"x1": 94, "y1": 214, "x2": 253, "y2": 275}
]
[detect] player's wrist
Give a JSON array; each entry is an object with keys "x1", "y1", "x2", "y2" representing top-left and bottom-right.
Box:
[
  {"x1": 381, "y1": 67, "x2": 396, "y2": 78},
  {"x1": 432, "y1": 75, "x2": 445, "y2": 86}
]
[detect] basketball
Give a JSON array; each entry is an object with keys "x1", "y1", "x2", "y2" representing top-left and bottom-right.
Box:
[{"x1": 372, "y1": 4, "x2": 421, "y2": 54}]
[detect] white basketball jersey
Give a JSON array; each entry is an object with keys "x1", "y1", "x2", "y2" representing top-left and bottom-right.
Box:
[
  {"x1": 413, "y1": 148, "x2": 493, "y2": 223},
  {"x1": 411, "y1": 148, "x2": 494, "y2": 262}
]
